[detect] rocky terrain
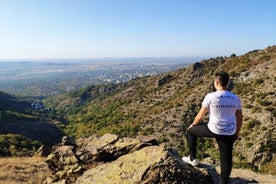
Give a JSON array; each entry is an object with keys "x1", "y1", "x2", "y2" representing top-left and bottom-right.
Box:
[
  {"x1": 0, "y1": 133, "x2": 275, "y2": 184},
  {"x1": 42, "y1": 134, "x2": 210, "y2": 184},
  {"x1": 45, "y1": 46, "x2": 276, "y2": 175},
  {"x1": 0, "y1": 46, "x2": 275, "y2": 183},
  {"x1": 38, "y1": 134, "x2": 275, "y2": 184}
]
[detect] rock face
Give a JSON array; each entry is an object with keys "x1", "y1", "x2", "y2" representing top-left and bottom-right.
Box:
[
  {"x1": 44, "y1": 134, "x2": 213, "y2": 184},
  {"x1": 45, "y1": 145, "x2": 82, "y2": 183}
]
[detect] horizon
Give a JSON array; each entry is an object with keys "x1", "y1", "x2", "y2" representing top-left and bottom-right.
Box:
[
  {"x1": 0, "y1": 56, "x2": 206, "y2": 62},
  {"x1": 0, "y1": 0, "x2": 275, "y2": 60}
]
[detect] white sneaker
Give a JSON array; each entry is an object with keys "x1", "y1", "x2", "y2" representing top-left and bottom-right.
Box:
[{"x1": 182, "y1": 156, "x2": 199, "y2": 166}]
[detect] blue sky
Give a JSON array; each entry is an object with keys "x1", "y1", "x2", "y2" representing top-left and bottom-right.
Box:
[{"x1": 0, "y1": 0, "x2": 275, "y2": 59}]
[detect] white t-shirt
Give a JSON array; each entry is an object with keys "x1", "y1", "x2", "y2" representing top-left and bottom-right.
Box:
[{"x1": 202, "y1": 91, "x2": 242, "y2": 135}]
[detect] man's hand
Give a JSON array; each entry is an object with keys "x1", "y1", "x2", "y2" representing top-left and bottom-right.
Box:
[{"x1": 187, "y1": 124, "x2": 195, "y2": 130}]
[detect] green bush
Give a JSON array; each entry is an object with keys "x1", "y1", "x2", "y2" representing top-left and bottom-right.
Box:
[
  {"x1": 246, "y1": 119, "x2": 261, "y2": 129},
  {"x1": 264, "y1": 106, "x2": 274, "y2": 112},
  {"x1": 169, "y1": 133, "x2": 175, "y2": 138},
  {"x1": 257, "y1": 99, "x2": 272, "y2": 106},
  {"x1": 252, "y1": 106, "x2": 262, "y2": 113},
  {"x1": 142, "y1": 127, "x2": 154, "y2": 135},
  {"x1": 244, "y1": 104, "x2": 253, "y2": 109},
  {"x1": 233, "y1": 82, "x2": 251, "y2": 95},
  {"x1": 245, "y1": 142, "x2": 253, "y2": 148},
  {"x1": 0, "y1": 134, "x2": 42, "y2": 156},
  {"x1": 159, "y1": 136, "x2": 168, "y2": 143},
  {"x1": 255, "y1": 79, "x2": 264, "y2": 85}
]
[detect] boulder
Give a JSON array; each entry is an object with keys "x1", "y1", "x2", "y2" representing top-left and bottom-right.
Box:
[
  {"x1": 44, "y1": 134, "x2": 213, "y2": 184},
  {"x1": 44, "y1": 138, "x2": 83, "y2": 183},
  {"x1": 76, "y1": 144, "x2": 212, "y2": 184},
  {"x1": 61, "y1": 136, "x2": 76, "y2": 146}
]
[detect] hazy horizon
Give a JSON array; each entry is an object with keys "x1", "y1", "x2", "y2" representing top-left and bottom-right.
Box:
[{"x1": 0, "y1": 56, "x2": 207, "y2": 63}]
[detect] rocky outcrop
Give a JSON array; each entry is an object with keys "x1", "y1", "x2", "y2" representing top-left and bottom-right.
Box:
[
  {"x1": 44, "y1": 144, "x2": 82, "y2": 183},
  {"x1": 43, "y1": 134, "x2": 213, "y2": 184}
]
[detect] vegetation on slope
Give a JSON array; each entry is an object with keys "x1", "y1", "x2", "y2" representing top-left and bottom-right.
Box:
[
  {"x1": 0, "y1": 134, "x2": 41, "y2": 156},
  {"x1": 44, "y1": 46, "x2": 276, "y2": 174},
  {"x1": 0, "y1": 91, "x2": 64, "y2": 155}
]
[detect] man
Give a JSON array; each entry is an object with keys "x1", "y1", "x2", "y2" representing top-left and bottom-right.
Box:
[{"x1": 182, "y1": 71, "x2": 243, "y2": 184}]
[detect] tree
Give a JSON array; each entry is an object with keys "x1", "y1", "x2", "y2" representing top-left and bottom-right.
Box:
[{"x1": 230, "y1": 53, "x2": 236, "y2": 57}]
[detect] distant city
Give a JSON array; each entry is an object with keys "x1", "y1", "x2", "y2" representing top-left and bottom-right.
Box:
[{"x1": 0, "y1": 58, "x2": 203, "y2": 96}]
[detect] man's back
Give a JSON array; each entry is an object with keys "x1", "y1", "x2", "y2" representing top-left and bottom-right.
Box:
[{"x1": 203, "y1": 91, "x2": 242, "y2": 135}]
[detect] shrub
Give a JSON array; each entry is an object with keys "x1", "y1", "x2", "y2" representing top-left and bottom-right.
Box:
[
  {"x1": 257, "y1": 99, "x2": 272, "y2": 106},
  {"x1": 231, "y1": 53, "x2": 236, "y2": 57},
  {"x1": 245, "y1": 142, "x2": 253, "y2": 148},
  {"x1": 260, "y1": 55, "x2": 271, "y2": 61},
  {"x1": 246, "y1": 119, "x2": 261, "y2": 129},
  {"x1": 233, "y1": 82, "x2": 251, "y2": 95},
  {"x1": 0, "y1": 134, "x2": 42, "y2": 156},
  {"x1": 241, "y1": 130, "x2": 250, "y2": 137},
  {"x1": 159, "y1": 136, "x2": 167, "y2": 142},
  {"x1": 244, "y1": 104, "x2": 253, "y2": 109},
  {"x1": 142, "y1": 127, "x2": 154, "y2": 135},
  {"x1": 252, "y1": 106, "x2": 262, "y2": 113},
  {"x1": 169, "y1": 133, "x2": 175, "y2": 138},
  {"x1": 255, "y1": 79, "x2": 264, "y2": 85},
  {"x1": 264, "y1": 106, "x2": 274, "y2": 112}
]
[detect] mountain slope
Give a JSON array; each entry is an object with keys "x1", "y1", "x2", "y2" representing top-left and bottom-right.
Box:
[
  {"x1": 45, "y1": 45, "x2": 276, "y2": 174},
  {"x1": 0, "y1": 92, "x2": 64, "y2": 155}
]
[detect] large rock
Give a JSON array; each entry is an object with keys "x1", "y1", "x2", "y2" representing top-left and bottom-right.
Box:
[
  {"x1": 44, "y1": 134, "x2": 213, "y2": 184},
  {"x1": 44, "y1": 136, "x2": 83, "y2": 184},
  {"x1": 76, "y1": 144, "x2": 212, "y2": 184}
]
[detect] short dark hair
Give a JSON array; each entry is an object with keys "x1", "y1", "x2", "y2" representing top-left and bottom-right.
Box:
[{"x1": 215, "y1": 71, "x2": 229, "y2": 87}]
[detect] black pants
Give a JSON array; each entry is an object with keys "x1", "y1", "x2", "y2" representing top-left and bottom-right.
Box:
[{"x1": 187, "y1": 124, "x2": 235, "y2": 184}]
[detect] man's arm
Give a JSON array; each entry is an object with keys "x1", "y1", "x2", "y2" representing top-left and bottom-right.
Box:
[
  {"x1": 235, "y1": 109, "x2": 243, "y2": 137},
  {"x1": 188, "y1": 106, "x2": 208, "y2": 130}
]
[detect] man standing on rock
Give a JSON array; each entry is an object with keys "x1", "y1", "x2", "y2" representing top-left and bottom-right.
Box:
[{"x1": 182, "y1": 71, "x2": 243, "y2": 184}]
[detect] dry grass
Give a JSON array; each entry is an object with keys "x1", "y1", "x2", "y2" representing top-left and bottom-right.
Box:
[{"x1": 0, "y1": 157, "x2": 51, "y2": 184}]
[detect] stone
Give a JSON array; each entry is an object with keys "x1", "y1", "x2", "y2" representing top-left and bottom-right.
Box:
[
  {"x1": 75, "y1": 144, "x2": 212, "y2": 184},
  {"x1": 44, "y1": 134, "x2": 214, "y2": 184},
  {"x1": 34, "y1": 145, "x2": 52, "y2": 157},
  {"x1": 61, "y1": 136, "x2": 76, "y2": 146}
]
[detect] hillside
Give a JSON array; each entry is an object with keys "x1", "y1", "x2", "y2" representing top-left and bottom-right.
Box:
[
  {"x1": 0, "y1": 91, "x2": 64, "y2": 156},
  {"x1": 44, "y1": 46, "x2": 276, "y2": 174}
]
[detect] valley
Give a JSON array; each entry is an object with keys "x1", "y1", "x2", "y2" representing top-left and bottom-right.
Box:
[{"x1": 0, "y1": 58, "x2": 195, "y2": 96}]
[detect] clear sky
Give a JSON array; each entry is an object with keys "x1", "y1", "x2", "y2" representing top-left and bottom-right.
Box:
[{"x1": 0, "y1": 0, "x2": 275, "y2": 59}]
